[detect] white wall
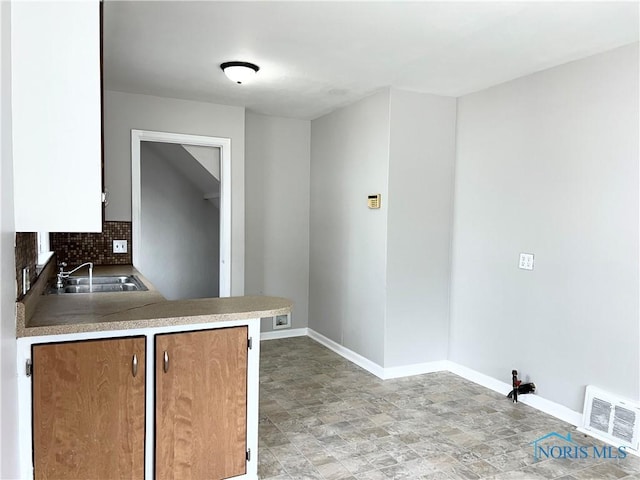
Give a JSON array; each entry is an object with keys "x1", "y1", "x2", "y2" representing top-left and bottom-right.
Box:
[
  {"x1": 245, "y1": 113, "x2": 310, "y2": 331},
  {"x1": 384, "y1": 89, "x2": 457, "y2": 367},
  {"x1": 450, "y1": 43, "x2": 639, "y2": 411},
  {"x1": 182, "y1": 144, "x2": 220, "y2": 181},
  {"x1": 139, "y1": 143, "x2": 219, "y2": 300},
  {"x1": 103, "y1": 90, "x2": 245, "y2": 295},
  {"x1": 0, "y1": 1, "x2": 19, "y2": 476},
  {"x1": 309, "y1": 90, "x2": 390, "y2": 366}
]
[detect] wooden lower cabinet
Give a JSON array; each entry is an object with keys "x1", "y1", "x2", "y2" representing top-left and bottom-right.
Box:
[
  {"x1": 32, "y1": 337, "x2": 146, "y2": 480},
  {"x1": 155, "y1": 326, "x2": 248, "y2": 480},
  {"x1": 30, "y1": 326, "x2": 251, "y2": 479}
]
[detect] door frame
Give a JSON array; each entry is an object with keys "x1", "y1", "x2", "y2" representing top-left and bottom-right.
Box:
[{"x1": 131, "y1": 129, "x2": 231, "y2": 297}]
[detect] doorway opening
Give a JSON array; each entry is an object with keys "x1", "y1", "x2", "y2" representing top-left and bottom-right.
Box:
[{"x1": 131, "y1": 130, "x2": 231, "y2": 298}]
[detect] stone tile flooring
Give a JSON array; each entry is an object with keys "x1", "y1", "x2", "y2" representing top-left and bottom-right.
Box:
[{"x1": 258, "y1": 337, "x2": 640, "y2": 480}]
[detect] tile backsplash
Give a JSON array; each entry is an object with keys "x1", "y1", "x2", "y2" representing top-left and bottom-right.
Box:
[
  {"x1": 50, "y1": 221, "x2": 133, "y2": 267},
  {"x1": 14, "y1": 222, "x2": 133, "y2": 300},
  {"x1": 15, "y1": 232, "x2": 38, "y2": 299}
]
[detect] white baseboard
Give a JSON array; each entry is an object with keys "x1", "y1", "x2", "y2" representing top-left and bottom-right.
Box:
[
  {"x1": 445, "y1": 361, "x2": 513, "y2": 396},
  {"x1": 519, "y1": 391, "x2": 582, "y2": 427},
  {"x1": 307, "y1": 329, "x2": 451, "y2": 380},
  {"x1": 307, "y1": 328, "x2": 386, "y2": 378},
  {"x1": 291, "y1": 329, "x2": 583, "y2": 428},
  {"x1": 445, "y1": 361, "x2": 582, "y2": 426},
  {"x1": 260, "y1": 328, "x2": 308, "y2": 341},
  {"x1": 382, "y1": 361, "x2": 449, "y2": 379},
  {"x1": 264, "y1": 327, "x2": 633, "y2": 456}
]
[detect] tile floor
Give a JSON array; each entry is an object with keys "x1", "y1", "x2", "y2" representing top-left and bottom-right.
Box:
[{"x1": 258, "y1": 337, "x2": 640, "y2": 480}]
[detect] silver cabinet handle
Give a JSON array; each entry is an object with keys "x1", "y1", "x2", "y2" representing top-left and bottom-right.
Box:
[
  {"x1": 132, "y1": 354, "x2": 138, "y2": 377},
  {"x1": 163, "y1": 351, "x2": 169, "y2": 373}
]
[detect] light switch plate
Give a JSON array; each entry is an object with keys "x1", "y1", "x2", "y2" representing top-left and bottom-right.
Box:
[
  {"x1": 113, "y1": 240, "x2": 128, "y2": 254},
  {"x1": 519, "y1": 253, "x2": 534, "y2": 270}
]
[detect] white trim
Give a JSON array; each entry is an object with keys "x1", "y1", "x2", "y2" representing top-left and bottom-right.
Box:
[
  {"x1": 307, "y1": 328, "x2": 386, "y2": 378},
  {"x1": 272, "y1": 312, "x2": 292, "y2": 330},
  {"x1": 260, "y1": 328, "x2": 308, "y2": 341},
  {"x1": 306, "y1": 329, "x2": 447, "y2": 380},
  {"x1": 300, "y1": 329, "x2": 582, "y2": 427},
  {"x1": 445, "y1": 361, "x2": 583, "y2": 426},
  {"x1": 36, "y1": 251, "x2": 53, "y2": 270},
  {"x1": 131, "y1": 129, "x2": 232, "y2": 297},
  {"x1": 245, "y1": 321, "x2": 261, "y2": 478},
  {"x1": 383, "y1": 361, "x2": 449, "y2": 380},
  {"x1": 520, "y1": 393, "x2": 583, "y2": 427},
  {"x1": 445, "y1": 361, "x2": 512, "y2": 396},
  {"x1": 36, "y1": 232, "x2": 52, "y2": 267}
]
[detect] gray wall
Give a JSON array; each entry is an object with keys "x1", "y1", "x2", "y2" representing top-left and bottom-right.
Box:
[
  {"x1": 245, "y1": 113, "x2": 311, "y2": 331},
  {"x1": 385, "y1": 89, "x2": 456, "y2": 367},
  {"x1": 103, "y1": 90, "x2": 245, "y2": 295},
  {"x1": 140, "y1": 143, "x2": 219, "y2": 300},
  {"x1": 309, "y1": 90, "x2": 390, "y2": 365},
  {"x1": 0, "y1": 1, "x2": 19, "y2": 475},
  {"x1": 450, "y1": 43, "x2": 639, "y2": 411}
]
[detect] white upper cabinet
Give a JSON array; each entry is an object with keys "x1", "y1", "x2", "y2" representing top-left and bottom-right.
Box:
[{"x1": 12, "y1": 1, "x2": 102, "y2": 232}]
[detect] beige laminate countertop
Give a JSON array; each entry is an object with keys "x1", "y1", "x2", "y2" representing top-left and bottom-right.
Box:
[{"x1": 17, "y1": 265, "x2": 292, "y2": 338}]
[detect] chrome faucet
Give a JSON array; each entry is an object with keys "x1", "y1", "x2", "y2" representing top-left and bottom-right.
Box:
[{"x1": 56, "y1": 262, "x2": 94, "y2": 291}]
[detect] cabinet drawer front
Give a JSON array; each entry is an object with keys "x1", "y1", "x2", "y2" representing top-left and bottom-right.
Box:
[
  {"x1": 32, "y1": 337, "x2": 146, "y2": 480},
  {"x1": 155, "y1": 326, "x2": 248, "y2": 480}
]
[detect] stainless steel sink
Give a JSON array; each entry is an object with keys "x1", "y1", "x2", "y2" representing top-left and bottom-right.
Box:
[
  {"x1": 60, "y1": 283, "x2": 142, "y2": 293},
  {"x1": 64, "y1": 275, "x2": 139, "y2": 286},
  {"x1": 49, "y1": 275, "x2": 148, "y2": 294}
]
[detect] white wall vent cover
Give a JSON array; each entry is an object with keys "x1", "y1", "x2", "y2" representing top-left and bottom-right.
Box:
[{"x1": 579, "y1": 385, "x2": 640, "y2": 454}]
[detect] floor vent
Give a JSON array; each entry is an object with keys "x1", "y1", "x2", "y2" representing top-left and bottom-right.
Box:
[{"x1": 580, "y1": 385, "x2": 639, "y2": 454}]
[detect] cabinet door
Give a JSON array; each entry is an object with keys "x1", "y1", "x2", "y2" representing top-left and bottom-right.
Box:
[
  {"x1": 155, "y1": 327, "x2": 248, "y2": 480},
  {"x1": 32, "y1": 337, "x2": 146, "y2": 480},
  {"x1": 11, "y1": 0, "x2": 102, "y2": 232}
]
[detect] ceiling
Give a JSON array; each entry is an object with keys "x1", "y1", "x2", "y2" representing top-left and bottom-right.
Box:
[{"x1": 103, "y1": 1, "x2": 639, "y2": 120}]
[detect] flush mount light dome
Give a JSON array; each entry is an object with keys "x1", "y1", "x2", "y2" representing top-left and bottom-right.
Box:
[{"x1": 220, "y1": 61, "x2": 260, "y2": 84}]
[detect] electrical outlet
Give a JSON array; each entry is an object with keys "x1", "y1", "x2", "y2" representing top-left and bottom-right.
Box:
[
  {"x1": 519, "y1": 253, "x2": 534, "y2": 270},
  {"x1": 22, "y1": 267, "x2": 30, "y2": 294},
  {"x1": 272, "y1": 313, "x2": 291, "y2": 330},
  {"x1": 113, "y1": 240, "x2": 128, "y2": 254}
]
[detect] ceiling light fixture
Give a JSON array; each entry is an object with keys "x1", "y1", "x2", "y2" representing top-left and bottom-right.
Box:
[{"x1": 220, "y1": 61, "x2": 260, "y2": 84}]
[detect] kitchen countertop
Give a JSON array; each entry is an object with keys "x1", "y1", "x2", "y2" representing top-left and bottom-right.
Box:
[{"x1": 17, "y1": 264, "x2": 292, "y2": 338}]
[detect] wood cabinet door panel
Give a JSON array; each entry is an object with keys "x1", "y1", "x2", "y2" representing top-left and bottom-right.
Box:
[
  {"x1": 155, "y1": 327, "x2": 248, "y2": 480},
  {"x1": 32, "y1": 337, "x2": 146, "y2": 480}
]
